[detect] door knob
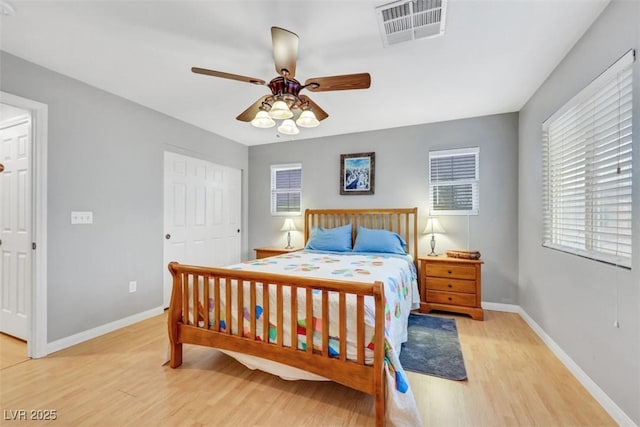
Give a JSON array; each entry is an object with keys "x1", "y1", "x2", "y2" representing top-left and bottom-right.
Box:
[{"x1": 165, "y1": 234, "x2": 171, "y2": 240}]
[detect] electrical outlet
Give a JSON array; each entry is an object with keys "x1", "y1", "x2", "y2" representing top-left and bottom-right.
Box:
[{"x1": 129, "y1": 281, "x2": 137, "y2": 293}]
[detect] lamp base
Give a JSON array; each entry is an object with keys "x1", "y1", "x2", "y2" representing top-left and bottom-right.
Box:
[{"x1": 428, "y1": 234, "x2": 438, "y2": 257}]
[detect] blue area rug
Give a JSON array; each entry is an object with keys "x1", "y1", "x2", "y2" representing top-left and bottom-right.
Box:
[{"x1": 399, "y1": 313, "x2": 467, "y2": 381}]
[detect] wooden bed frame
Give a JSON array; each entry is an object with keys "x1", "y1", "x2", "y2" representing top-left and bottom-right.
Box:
[{"x1": 167, "y1": 207, "x2": 418, "y2": 426}]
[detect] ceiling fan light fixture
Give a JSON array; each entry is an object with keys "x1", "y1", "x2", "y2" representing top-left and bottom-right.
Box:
[
  {"x1": 251, "y1": 110, "x2": 276, "y2": 128},
  {"x1": 296, "y1": 110, "x2": 319, "y2": 128},
  {"x1": 278, "y1": 119, "x2": 300, "y2": 135},
  {"x1": 268, "y1": 100, "x2": 293, "y2": 119}
]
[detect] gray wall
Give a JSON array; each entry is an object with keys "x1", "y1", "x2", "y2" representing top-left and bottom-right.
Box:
[
  {"x1": 0, "y1": 52, "x2": 249, "y2": 342},
  {"x1": 518, "y1": 0, "x2": 640, "y2": 424},
  {"x1": 249, "y1": 113, "x2": 519, "y2": 305}
]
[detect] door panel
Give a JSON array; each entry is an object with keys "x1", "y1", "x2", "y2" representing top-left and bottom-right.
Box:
[
  {"x1": 163, "y1": 152, "x2": 242, "y2": 307},
  {"x1": 0, "y1": 119, "x2": 31, "y2": 340}
]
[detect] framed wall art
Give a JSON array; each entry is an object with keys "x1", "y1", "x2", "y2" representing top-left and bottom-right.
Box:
[{"x1": 340, "y1": 152, "x2": 375, "y2": 195}]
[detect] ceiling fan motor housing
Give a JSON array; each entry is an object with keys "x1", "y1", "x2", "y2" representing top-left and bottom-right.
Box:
[{"x1": 267, "y1": 76, "x2": 313, "y2": 110}]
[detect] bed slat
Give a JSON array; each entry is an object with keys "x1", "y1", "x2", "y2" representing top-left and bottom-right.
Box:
[
  {"x1": 237, "y1": 277, "x2": 244, "y2": 337},
  {"x1": 225, "y1": 278, "x2": 232, "y2": 335},
  {"x1": 291, "y1": 285, "x2": 298, "y2": 351},
  {"x1": 339, "y1": 293, "x2": 346, "y2": 362},
  {"x1": 263, "y1": 283, "x2": 270, "y2": 343},
  {"x1": 214, "y1": 277, "x2": 220, "y2": 331},
  {"x1": 250, "y1": 281, "x2": 256, "y2": 339},
  {"x1": 204, "y1": 276, "x2": 210, "y2": 329},
  {"x1": 322, "y1": 290, "x2": 329, "y2": 356},
  {"x1": 306, "y1": 288, "x2": 312, "y2": 354},
  {"x1": 357, "y1": 295, "x2": 364, "y2": 365},
  {"x1": 182, "y1": 273, "x2": 188, "y2": 325},
  {"x1": 192, "y1": 274, "x2": 199, "y2": 328},
  {"x1": 277, "y1": 284, "x2": 283, "y2": 346}
]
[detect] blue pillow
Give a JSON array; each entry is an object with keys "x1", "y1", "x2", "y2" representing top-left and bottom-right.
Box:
[
  {"x1": 353, "y1": 227, "x2": 407, "y2": 254},
  {"x1": 305, "y1": 223, "x2": 353, "y2": 252}
]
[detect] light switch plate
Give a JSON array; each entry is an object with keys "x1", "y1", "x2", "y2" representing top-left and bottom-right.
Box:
[{"x1": 71, "y1": 211, "x2": 93, "y2": 224}]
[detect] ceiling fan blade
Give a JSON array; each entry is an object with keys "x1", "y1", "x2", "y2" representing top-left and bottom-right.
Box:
[
  {"x1": 191, "y1": 67, "x2": 265, "y2": 85},
  {"x1": 271, "y1": 27, "x2": 298, "y2": 78},
  {"x1": 236, "y1": 95, "x2": 272, "y2": 122},
  {"x1": 299, "y1": 95, "x2": 329, "y2": 121},
  {"x1": 304, "y1": 73, "x2": 371, "y2": 92}
]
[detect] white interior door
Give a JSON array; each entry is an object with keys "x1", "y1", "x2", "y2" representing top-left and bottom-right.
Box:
[
  {"x1": 163, "y1": 152, "x2": 242, "y2": 307},
  {"x1": 0, "y1": 118, "x2": 31, "y2": 340}
]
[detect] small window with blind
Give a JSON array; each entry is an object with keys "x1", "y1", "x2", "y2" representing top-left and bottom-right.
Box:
[
  {"x1": 429, "y1": 147, "x2": 479, "y2": 215},
  {"x1": 542, "y1": 49, "x2": 634, "y2": 268},
  {"x1": 271, "y1": 163, "x2": 302, "y2": 215}
]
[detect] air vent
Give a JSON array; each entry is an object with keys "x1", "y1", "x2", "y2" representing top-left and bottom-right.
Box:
[{"x1": 376, "y1": 0, "x2": 447, "y2": 47}]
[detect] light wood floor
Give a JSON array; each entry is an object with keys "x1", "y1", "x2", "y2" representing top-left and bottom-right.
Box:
[
  {"x1": 0, "y1": 333, "x2": 29, "y2": 370},
  {"x1": 0, "y1": 310, "x2": 614, "y2": 426}
]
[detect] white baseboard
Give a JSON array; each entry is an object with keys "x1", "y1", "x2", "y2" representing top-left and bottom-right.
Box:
[
  {"x1": 46, "y1": 306, "x2": 164, "y2": 356},
  {"x1": 486, "y1": 302, "x2": 636, "y2": 426},
  {"x1": 481, "y1": 301, "x2": 519, "y2": 313}
]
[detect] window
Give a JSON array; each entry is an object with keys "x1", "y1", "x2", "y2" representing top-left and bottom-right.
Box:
[
  {"x1": 542, "y1": 50, "x2": 634, "y2": 268},
  {"x1": 429, "y1": 147, "x2": 479, "y2": 215},
  {"x1": 271, "y1": 163, "x2": 302, "y2": 215}
]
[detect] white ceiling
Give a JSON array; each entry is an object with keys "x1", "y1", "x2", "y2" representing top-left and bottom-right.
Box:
[{"x1": 0, "y1": 0, "x2": 609, "y2": 146}]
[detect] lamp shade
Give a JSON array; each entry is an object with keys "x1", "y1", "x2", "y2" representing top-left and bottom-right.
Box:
[
  {"x1": 278, "y1": 119, "x2": 300, "y2": 135},
  {"x1": 269, "y1": 100, "x2": 293, "y2": 119},
  {"x1": 280, "y1": 218, "x2": 296, "y2": 232},
  {"x1": 251, "y1": 110, "x2": 276, "y2": 128},
  {"x1": 296, "y1": 110, "x2": 319, "y2": 128},
  {"x1": 424, "y1": 217, "x2": 445, "y2": 234}
]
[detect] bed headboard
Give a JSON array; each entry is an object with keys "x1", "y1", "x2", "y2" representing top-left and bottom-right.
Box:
[{"x1": 304, "y1": 208, "x2": 419, "y2": 267}]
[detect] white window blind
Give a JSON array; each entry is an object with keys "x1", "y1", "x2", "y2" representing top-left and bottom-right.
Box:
[
  {"x1": 429, "y1": 147, "x2": 479, "y2": 215},
  {"x1": 542, "y1": 50, "x2": 634, "y2": 268},
  {"x1": 271, "y1": 163, "x2": 302, "y2": 215}
]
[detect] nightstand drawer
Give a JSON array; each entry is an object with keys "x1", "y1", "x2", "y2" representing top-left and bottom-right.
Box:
[
  {"x1": 426, "y1": 290, "x2": 476, "y2": 307},
  {"x1": 425, "y1": 263, "x2": 477, "y2": 280},
  {"x1": 425, "y1": 277, "x2": 476, "y2": 293}
]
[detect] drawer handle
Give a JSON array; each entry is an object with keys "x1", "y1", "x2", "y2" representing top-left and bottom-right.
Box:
[
  {"x1": 447, "y1": 270, "x2": 452, "y2": 274},
  {"x1": 447, "y1": 283, "x2": 452, "y2": 288},
  {"x1": 448, "y1": 297, "x2": 452, "y2": 301}
]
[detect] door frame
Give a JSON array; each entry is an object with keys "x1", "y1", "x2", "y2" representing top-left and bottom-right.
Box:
[{"x1": 1, "y1": 92, "x2": 48, "y2": 358}]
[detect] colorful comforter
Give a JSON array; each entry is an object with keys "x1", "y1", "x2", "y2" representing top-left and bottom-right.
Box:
[{"x1": 193, "y1": 250, "x2": 422, "y2": 426}]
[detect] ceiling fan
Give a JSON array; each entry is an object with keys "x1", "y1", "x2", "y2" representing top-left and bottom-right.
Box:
[{"x1": 192, "y1": 26, "x2": 371, "y2": 135}]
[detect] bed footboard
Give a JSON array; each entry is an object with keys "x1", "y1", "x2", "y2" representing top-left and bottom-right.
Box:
[{"x1": 167, "y1": 262, "x2": 386, "y2": 425}]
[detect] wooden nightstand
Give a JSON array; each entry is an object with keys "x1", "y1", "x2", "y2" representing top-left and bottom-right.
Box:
[
  {"x1": 254, "y1": 247, "x2": 301, "y2": 259},
  {"x1": 418, "y1": 255, "x2": 484, "y2": 320}
]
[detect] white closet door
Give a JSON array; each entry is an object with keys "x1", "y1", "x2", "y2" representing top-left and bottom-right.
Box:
[{"x1": 163, "y1": 152, "x2": 241, "y2": 307}]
